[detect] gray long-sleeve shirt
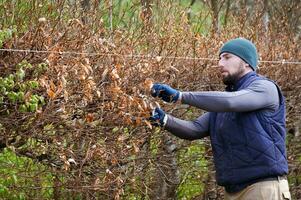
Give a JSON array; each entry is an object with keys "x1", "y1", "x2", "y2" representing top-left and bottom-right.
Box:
[{"x1": 165, "y1": 79, "x2": 280, "y2": 140}]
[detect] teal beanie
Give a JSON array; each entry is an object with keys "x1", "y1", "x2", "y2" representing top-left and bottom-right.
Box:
[{"x1": 219, "y1": 38, "x2": 258, "y2": 71}]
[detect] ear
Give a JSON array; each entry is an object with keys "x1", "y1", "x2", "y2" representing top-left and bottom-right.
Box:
[
  {"x1": 246, "y1": 65, "x2": 254, "y2": 72},
  {"x1": 243, "y1": 62, "x2": 250, "y2": 69}
]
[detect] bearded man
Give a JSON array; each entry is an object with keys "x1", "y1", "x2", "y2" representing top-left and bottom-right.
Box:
[{"x1": 149, "y1": 38, "x2": 291, "y2": 200}]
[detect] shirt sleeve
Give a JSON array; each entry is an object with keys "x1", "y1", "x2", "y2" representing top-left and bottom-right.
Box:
[
  {"x1": 181, "y1": 80, "x2": 279, "y2": 112},
  {"x1": 164, "y1": 112, "x2": 210, "y2": 140}
]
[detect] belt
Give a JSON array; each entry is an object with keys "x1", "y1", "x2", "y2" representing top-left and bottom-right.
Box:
[
  {"x1": 260, "y1": 175, "x2": 287, "y2": 182},
  {"x1": 225, "y1": 175, "x2": 287, "y2": 193}
]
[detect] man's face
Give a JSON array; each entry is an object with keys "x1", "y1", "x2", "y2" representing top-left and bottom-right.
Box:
[{"x1": 218, "y1": 53, "x2": 250, "y2": 85}]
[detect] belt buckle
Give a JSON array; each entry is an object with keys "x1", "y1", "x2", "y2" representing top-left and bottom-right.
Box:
[{"x1": 277, "y1": 175, "x2": 286, "y2": 181}]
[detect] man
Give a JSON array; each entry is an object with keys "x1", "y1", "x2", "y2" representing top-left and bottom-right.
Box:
[{"x1": 149, "y1": 38, "x2": 291, "y2": 200}]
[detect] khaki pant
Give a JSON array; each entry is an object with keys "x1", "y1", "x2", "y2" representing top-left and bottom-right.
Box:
[{"x1": 225, "y1": 178, "x2": 291, "y2": 200}]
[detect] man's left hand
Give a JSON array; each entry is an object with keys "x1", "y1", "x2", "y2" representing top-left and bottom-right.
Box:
[{"x1": 151, "y1": 83, "x2": 180, "y2": 103}]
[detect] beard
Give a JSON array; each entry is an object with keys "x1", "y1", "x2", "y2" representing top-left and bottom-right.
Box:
[{"x1": 222, "y1": 66, "x2": 245, "y2": 85}]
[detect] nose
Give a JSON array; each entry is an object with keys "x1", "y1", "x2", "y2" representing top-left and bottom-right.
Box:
[{"x1": 218, "y1": 59, "x2": 224, "y2": 70}]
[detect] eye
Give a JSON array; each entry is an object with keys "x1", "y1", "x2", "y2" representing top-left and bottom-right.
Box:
[{"x1": 220, "y1": 54, "x2": 231, "y2": 61}]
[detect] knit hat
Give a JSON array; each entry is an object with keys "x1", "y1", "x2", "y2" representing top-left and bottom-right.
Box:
[{"x1": 219, "y1": 38, "x2": 258, "y2": 71}]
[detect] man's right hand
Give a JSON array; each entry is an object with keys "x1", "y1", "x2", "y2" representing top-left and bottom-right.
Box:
[
  {"x1": 148, "y1": 107, "x2": 166, "y2": 127},
  {"x1": 151, "y1": 83, "x2": 180, "y2": 103}
]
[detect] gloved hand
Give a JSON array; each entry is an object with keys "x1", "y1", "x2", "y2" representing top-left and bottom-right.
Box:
[
  {"x1": 151, "y1": 83, "x2": 180, "y2": 103},
  {"x1": 149, "y1": 107, "x2": 166, "y2": 127}
]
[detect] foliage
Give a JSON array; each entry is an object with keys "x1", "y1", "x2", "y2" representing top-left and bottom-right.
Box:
[
  {"x1": 0, "y1": 60, "x2": 46, "y2": 115},
  {"x1": 177, "y1": 141, "x2": 207, "y2": 199},
  {"x1": 0, "y1": 28, "x2": 16, "y2": 48},
  {"x1": 0, "y1": 0, "x2": 63, "y2": 32},
  {"x1": 0, "y1": 148, "x2": 53, "y2": 199}
]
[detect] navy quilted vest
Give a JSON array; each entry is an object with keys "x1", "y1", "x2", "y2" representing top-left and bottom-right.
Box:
[{"x1": 209, "y1": 72, "x2": 288, "y2": 193}]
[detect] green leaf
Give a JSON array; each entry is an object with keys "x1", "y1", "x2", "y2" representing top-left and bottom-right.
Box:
[
  {"x1": 12, "y1": 174, "x2": 18, "y2": 183},
  {"x1": 112, "y1": 127, "x2": 119, "y2": 133},
  {"x1": 19, "y1": 104, "x2": 27, "y2": 112},
  {"x1": 7, "y1": 92, "x2": 17, "y2": 103},
  {"x1": 4, "y1": 78, "x2": 14, "y2": 89},
  {"x1": 0, "y1": 86, "x2": 7, "y2": 94},
  {"x1": 16, "y1": 68, "x2": 26, "y2": 81},
  {"x1": 29, "y1": 103, "x2": 38, "y2": 112},
  {"x1": 38, "y1": 96, "x2": 45, "y2": 105},
  {"x1": 18, "y1": 60, "x2": 32, "y2": 69},
  {"x1": 28, "y1": 81, "x2": 39, "y2": 89},
  {"x1": 17, "y1": 91, "x2": 25, "y2": 102},
  {"x1": 18, "y1": 83, "x2": 27, "y2": 91},
  {"x1": 30, "y1": 95, "x2": 39, "y2": 104},
  {"x1": 8, "y1": 74, "x2": 14, "y2": 81},
  {"x1": 0, "y1": 184, "x2": 8, "y2": 194}
]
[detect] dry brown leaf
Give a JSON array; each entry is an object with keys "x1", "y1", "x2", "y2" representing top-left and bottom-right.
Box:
[
  {"x1": 56, "y1": 81, "x2": 63, "y2": 95},
  {"x1": 79, "y1": 74, "x2": 86, "y2": 80},
  {"x1": 142, "y1": 100, "x2": 149, "y2": 110},
  {"x1": 47, "y1": 89, "x2": 56, "y2": 99},
  {"x1": 50, "y1": 80, "x2": 56, "y2": 91},
  {"x1": 144, "y1": 120, "x2": 153, "y2": 129},
  {"x1": 110, "y1": 86, "x2": 122, "y2": 94},
  {"x1": 156, "y1": 56, "x2": 162, "y2": 62},
  {"x1": 115, "y1": 63, "x2": 123, "y2": 70},
  {"x1": 64, "y1": 90, "x2": 69, "y2": 101},
  {"x1": 137, "y1": 103, "x2": 144, "y2": 112},
  {"x1": 133, "y1": 142, "x2": 140, "y2": 153},
  {"x1": 86, "y1": 113, "x2": 94, "y2": 123},
  {"x1": 101, "y1": 67, "x2": 109, "y2": 81},
  {"x1": 111, "y1": 68, "x2": 120, "y2": 80},
  {"x1": 144, "y1": 78, "x2": 153, "y2": 91},
  {"x1": 135, "y1": 117, "x2": 142, "y2": 125},
  {"x1": 96, "y1": 90, "x2": 101, "y2": 98},
  {"x1": 39, "y1": 76, "x2": 47, "y2": 88}
]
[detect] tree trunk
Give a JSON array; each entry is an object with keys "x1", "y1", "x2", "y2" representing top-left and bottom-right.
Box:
[
  {"x1": 140, "y1": 0, "x2": 152, "y2": 24},
  {"x1": 263, "y1": 0, "x2": 269, "y2": 34},
  {"x1": 210, "y1": 0, "x2": 220, "y2": 34},
  {"x1": 81, "y1": 0, "x2": 91, "y2": 24},
  {"x1": 149, "y1": 133, "x2": 180, "y2": 199},
  {"x1": 53, "y1": 175, "x2": 61, "y2": 200},
  {"x1": 224, "y1": 0, "x2": 231, "y2": 26},
  {"x1": 187, "y1": 0, "x2": 197, "y2": 22},
  {"x1": 202, "y1": 142, "x2": 224, "y2": 200}
]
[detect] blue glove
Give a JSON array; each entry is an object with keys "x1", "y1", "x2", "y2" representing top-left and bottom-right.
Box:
[
  {"x1": 149, "y1": 107, "x2": 166, "y2": 127},
  {"x1": 151, "y1": 83, "x2": 180, "y2": 103}
]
